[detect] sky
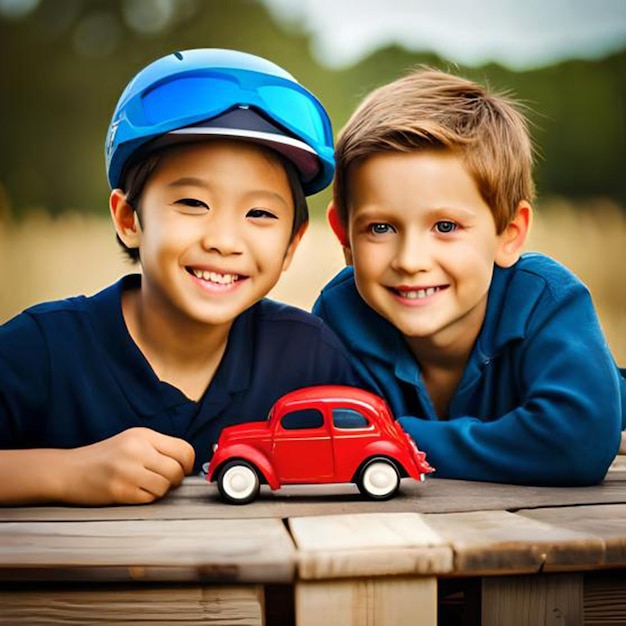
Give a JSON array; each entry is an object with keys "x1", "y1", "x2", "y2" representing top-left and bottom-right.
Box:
[{"x1": 260, "y1": 0, "x2": 626, "y2": 70}]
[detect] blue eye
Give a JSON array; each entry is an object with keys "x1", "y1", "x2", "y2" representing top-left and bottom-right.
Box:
[
  {"x1": 369, "y1": 223, "x2": 395, "y2": 235},
  {"x1": 435, "y1": 220, "x2": 457, "y2": 234}
]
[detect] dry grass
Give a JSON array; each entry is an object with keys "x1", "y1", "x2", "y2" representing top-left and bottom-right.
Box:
[{"x1": 1, "y1": 201, "x2": 624, "y2": 363}]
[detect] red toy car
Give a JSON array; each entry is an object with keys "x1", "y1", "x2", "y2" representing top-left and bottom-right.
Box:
[{"x1": 207, "y1": 385, "x2": 434, "y2": 504}]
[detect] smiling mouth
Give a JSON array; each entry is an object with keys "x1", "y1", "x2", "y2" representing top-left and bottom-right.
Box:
[
  {"x1": 188, "y1": 268, "x2": 242, "y2": 285},
  {"x1": 393, "y1": 286, "x2": 446, "y2": 300}
]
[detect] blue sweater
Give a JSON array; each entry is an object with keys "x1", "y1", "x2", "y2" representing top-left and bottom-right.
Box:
[
  {"x1": 0, "y1": 275, "x2": 361, "y2": 474},
  {"x1": 314, "y1": 253, "x2": 624, "y2": 486}
]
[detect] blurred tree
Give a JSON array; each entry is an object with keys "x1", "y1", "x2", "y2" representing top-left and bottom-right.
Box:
[{"x1": 0, "y1": 0, "x2": 624, "y2": 219}]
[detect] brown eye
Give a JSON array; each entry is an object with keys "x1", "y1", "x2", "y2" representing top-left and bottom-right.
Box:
[
  {"x1": 177, "y1": 198, "x2": 208, "y2": 210},
  {"x1": 247, "y1": 208, "x2": 277, "y2": 219}
]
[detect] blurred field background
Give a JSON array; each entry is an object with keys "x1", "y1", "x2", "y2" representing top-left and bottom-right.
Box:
[{"x1": 0, "y1": 0, "x2": 624, "y2": 363}]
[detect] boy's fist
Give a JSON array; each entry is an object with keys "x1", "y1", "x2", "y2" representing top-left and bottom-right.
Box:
[{"x1": 58, "y1": 428, "x2": 195, "y2": 505}]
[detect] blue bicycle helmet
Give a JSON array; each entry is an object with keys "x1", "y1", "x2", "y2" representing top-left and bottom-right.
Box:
[{"x1": 105, "y1": 49, "x2": 335, "y2": 196}]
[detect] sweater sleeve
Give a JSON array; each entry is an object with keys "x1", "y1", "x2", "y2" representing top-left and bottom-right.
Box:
[
  {"x1": 398, "y1": 284, "x2": 622, "y2": 486},
  {"x1": 0, "y1": 312, "x2": 51, "y2": 447}
]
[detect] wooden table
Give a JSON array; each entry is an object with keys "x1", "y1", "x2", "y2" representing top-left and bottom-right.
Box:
[{"x1": 1, "y1": 457, "x2": 625, "y2": 625}]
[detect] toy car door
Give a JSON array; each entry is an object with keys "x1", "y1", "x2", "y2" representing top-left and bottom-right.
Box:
[
  {"x1": 271, "y1": 407, "x2": 334, "y2": 482},
  {"x1": 330, "y1": 406, "x2": 381, "y2": 470}
]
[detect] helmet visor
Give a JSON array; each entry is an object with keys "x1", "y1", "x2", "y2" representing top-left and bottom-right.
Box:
[{"x1": 130, "y1": 69, "x2": 333, "y2": 154}]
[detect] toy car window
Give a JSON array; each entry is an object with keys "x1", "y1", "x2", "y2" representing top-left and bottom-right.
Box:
[
  {"x1": 333, "y1": 408, "x2": 370, "y2": 429},
  {"x1": 281, "y1": 408, "x2": 324, "y2": 430}
]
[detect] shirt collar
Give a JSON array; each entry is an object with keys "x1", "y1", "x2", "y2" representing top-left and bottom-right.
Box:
[
  {"x1": 87, "y1": 274, "x2": 254, "y2": 416},
  {"x1": 476, "y1": 260, "x2": 542, "y2": 360}
]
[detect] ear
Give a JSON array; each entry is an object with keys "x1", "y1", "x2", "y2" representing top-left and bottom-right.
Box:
[
  {"x1": 327, "y1": 201, "x2": 348, "y2": 246},
  {"x1": 110, "y1": 189, "x2": 141, "y2": 249},
  {"x1": 495, "y1": 201, "x2": 532, "y2": 268},
  {"x1": 327, "y1": 201, "x2": 353, "y2": 266},
  {"x1": 281, "y1": 221, "x2": 309, "y2": 272}
]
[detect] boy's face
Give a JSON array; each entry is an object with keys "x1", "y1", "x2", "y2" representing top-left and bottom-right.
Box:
[
  {"x1": 346, "y1": 149, "x2": 514, "y2": 355},
  {"x1": 126, "y1": 139, "x2": 301, "y2": 329}
]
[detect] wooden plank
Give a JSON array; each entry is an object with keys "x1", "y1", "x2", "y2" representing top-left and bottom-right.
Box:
[
  {"x1": 295, "y1": 576, "x2": 437, "y2": 626},
  {"x1": 288, "y1": 512, "x2": 452, "y2": 579},
  {"x1": 518, "y1": 505, "x2": 626, "y2": 567},
  {"x1": 481, "y1": 573, "x2": 583, "y2": 626},
  {"x1": 0, "y1": 518, "x2": 295, "y2": 583},
  {"x1": 0, "y1": 585, "x2": 265, "y2": 625},
  {"x1": 423, "y1": 510, "x2": 604, "y2": 575},
  {"x1": 584, "y1": 570, "x2": 626, "y2": 625},
  {"x1": 3, "y1": 475, "x2": 626, "y2": 522}
]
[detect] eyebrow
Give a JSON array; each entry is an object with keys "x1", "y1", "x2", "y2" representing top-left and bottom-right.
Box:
[
  {"x1": 167, "y1": 177, "x2": 210, "y2": 189},
  {"x1": 429, "y1": 206, "x2": 477, "y2": 220},
  {"x1": 351, "y1": 208, "x2": 395, "y2": 224},
  {"x1": 351, "y1": 204, "x2": 478, "y2": 228}
]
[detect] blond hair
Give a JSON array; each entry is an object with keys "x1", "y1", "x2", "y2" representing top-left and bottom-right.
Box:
[{"x1": 334, "y1": 67, "x2": 536, "y2": 233}]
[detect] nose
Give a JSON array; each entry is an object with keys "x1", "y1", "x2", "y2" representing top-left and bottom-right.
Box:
[
  {"x1": 200, "y1": 212, "x2": 243, "y2": 256},
  {"x1": 390, "y1": 229, "x2": 432, "y2": 275}
]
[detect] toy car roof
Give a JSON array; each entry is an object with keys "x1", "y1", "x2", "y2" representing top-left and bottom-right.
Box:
[{"x1": 272, "y1": 385, "x2": 392, "y2": 414}]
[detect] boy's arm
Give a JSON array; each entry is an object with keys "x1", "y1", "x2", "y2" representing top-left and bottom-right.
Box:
[
  {"x1": 0, "y1": 428, "x2": 195, "y2": 506},
  {"x1": 398, "y1": 287, "x2": 623, "y2": 487},
  {"x1": 1, "y1": 314, "x2": 190, "y2": 504}
]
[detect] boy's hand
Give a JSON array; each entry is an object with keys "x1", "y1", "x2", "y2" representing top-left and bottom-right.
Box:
[
  {"x1": 57, "y1": 428, "x2": 195, "y2": 505},
  {"x1": 620, "y1": 431, "x2": 626, "y2": 455}
]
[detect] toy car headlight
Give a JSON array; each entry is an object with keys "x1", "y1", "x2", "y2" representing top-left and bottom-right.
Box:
[{"x1": 212, "y1": 443, "x2": 218, "y2": 453}]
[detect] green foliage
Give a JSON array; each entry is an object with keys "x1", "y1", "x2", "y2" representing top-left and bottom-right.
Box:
[{"x1": 0, "y1": 0, "x2": 624, "y2": 219}]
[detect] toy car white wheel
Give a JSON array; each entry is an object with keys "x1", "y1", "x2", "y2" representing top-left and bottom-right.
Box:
[
  {"x1": 357, "y1": 458, "x2": 400, "y2": 500},
  {"x1": 217, "y1": 460, "x2": 260, "y2": 505}
]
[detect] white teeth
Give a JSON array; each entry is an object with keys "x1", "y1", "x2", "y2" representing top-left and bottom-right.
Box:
[
  {"x1": 192, "y1": 269, "x2": 238, "y2": 284},
  {"x1": 403, "y1": 287, "x2": 438, "y2": 300}
]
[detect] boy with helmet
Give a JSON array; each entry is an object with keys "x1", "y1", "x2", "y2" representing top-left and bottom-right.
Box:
[
  {"x1": 0, "y1": 49, "x2": 359, "y2": 505},
  {"x1": 314, "y1": 67, "x2": 625, "y2": 486}
]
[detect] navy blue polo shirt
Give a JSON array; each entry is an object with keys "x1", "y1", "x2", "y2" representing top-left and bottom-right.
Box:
[{"x1": 0, "y1": 275, "x2": 361, "y2": 473}]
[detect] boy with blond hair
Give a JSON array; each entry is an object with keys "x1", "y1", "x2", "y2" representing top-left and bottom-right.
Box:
[{"x1": 315, "y1": 67, "x2": 625, "y2": 486}]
